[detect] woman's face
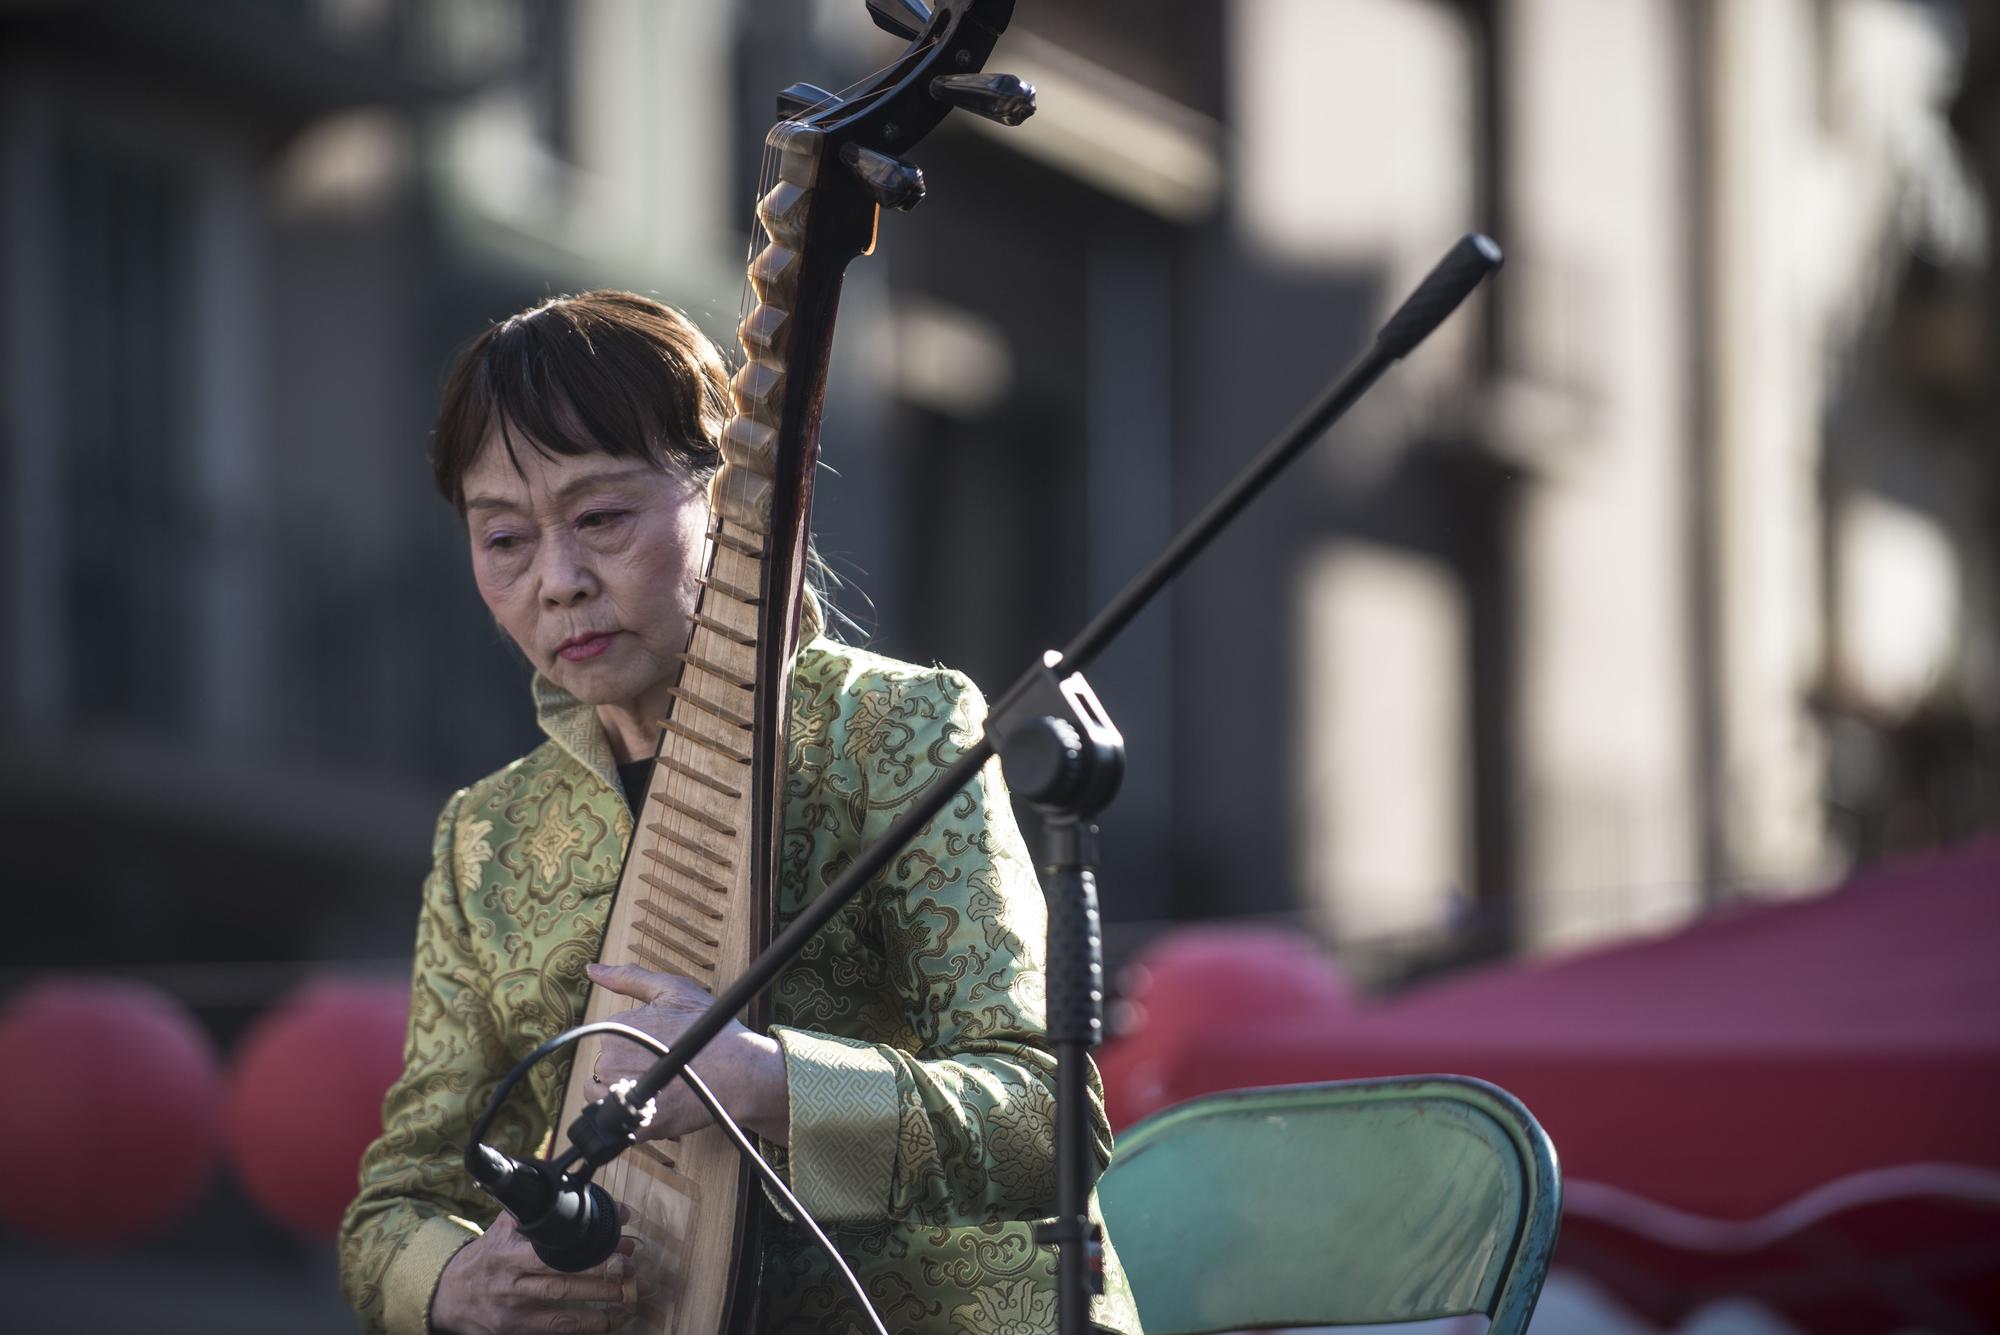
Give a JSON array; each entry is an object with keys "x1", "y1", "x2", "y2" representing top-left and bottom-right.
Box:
[{"x1": 462, "y1": 430, "x2": 708, "y2": 712}]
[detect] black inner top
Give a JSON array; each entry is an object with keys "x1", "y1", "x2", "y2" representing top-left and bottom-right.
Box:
[{"x1": 617, "y1": 758, "x2": 652, "y2": 813}]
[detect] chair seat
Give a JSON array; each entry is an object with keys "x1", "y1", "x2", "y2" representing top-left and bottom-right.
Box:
[{"x1": 1095, "y1": 1076, "x2": 1560, "y2": 1335}]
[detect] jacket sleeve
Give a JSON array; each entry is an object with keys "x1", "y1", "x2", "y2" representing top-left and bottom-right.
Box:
[
  {"x1": 769, "y1": 668, "x2": 1117, "y2": 1226},
  {"x1": 338, "y1": 790, "x2": 521, "y2": 1335}
]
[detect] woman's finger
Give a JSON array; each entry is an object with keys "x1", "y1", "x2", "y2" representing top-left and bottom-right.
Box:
[
  {"x1": 511, "y1": 1268, "x2": 627, "y2": 1304},
  {"x1": 537, "y1": 1306, "x2": 621, "y2": 1335},
  {"x1": 586, "y1": 962, "x2": 669, "y2": 1002}
]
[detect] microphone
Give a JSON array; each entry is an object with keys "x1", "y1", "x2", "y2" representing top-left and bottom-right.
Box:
[{"x1": 468, "y1": 1143, "x2": 623, "y2": 1272}]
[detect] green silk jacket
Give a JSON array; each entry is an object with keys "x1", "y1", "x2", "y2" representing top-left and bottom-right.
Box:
[{"x1": 337, "y1": 638, "x2": 1140, "y2": 1334}]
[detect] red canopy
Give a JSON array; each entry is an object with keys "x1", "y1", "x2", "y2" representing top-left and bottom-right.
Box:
[{"x1": 1098, "y1": 838, "x2": 2000, "y2": 1329}]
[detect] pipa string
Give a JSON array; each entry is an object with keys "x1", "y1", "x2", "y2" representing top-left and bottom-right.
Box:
[{"x1": 615, "y1": 21, "x2": 944, "y2": 1266}]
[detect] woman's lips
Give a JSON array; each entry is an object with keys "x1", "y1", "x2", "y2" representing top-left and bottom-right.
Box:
[{"x1": 557, "y1": 632, "x2": 619, "y2": 662}]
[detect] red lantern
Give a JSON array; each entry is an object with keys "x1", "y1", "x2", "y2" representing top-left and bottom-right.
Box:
[
  {"x1": 1119, "y1": 925, "x2": 1355, "y2": 1036},
  {"x1": 223, "y1": 976, "x2": 408, "y2": 1238},
  {"x1": 1099, "y1": 926, "x2": 1355, "y2": 1128},
  {"x1": 0, "y1": 978, "x2": 225, "y2": 1246}
]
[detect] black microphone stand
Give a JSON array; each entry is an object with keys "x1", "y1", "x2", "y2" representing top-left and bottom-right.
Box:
[
  {"x1": 984, "y1": 661, "x2": 1125, "y2": 1334},
  {"x1": 486, "y1": 234, "x2": 1503, "y2": 1334}
]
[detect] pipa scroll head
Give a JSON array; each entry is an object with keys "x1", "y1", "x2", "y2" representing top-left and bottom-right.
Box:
[
  {"x1": 840, "y1": 143, "x2": 926, "y2": 211},
  {"x1": 929, "y1": 72, "x2": 1036, "y2": 127},
  {"x1": 789, "y1": 0, "x2": 1015, "y2": 160},
  {"x1": 777, "y1": 81, "x2": 838, "y2": 119},
  {"x1": 769, "y1": 0, "x2": 1012, "y2": 264},
  {"x1": 867, "y1": 0, "x2": 933, "y2": 42}
]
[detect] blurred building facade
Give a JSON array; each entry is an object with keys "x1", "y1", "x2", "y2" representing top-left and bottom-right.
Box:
[{"x1": 2, "y1": 0, "x2": 1992, "y2": 990}]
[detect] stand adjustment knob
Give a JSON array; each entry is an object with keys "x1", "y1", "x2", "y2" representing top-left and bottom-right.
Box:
[{"x1": 1006, "y1": 717, "x2": 1085, "y2": 804}]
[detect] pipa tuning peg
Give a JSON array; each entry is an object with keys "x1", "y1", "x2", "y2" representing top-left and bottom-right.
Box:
[
  {"x1": 866, "y1": 0, "x2": 931, "y2": 42},
  {"x1": 840, "y1": 143, "x2": 925, "y2": 211},
  {"x1": 929, "y1": 72, "x2": 1037, "y2": 127},
  {"x1": 777, "y1": 81, "x2": 838, "y2": 119}
]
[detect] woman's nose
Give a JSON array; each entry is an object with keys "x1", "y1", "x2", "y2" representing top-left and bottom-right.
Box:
[{"x1": 537, "y1": 534, "x2": 598, "y2": 606}]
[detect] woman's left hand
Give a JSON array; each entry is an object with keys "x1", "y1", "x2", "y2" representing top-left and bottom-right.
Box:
[{"x1": 584, "y1": 962, "x2": 789, "y2": 1144}]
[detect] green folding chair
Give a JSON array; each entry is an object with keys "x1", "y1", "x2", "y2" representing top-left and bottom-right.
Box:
[{"x1": 1095, "y1": 1076, "x2": 1561, "y2": 1334}]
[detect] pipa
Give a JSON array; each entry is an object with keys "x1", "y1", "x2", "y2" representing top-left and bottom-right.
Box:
[{"x1": 554, "y1": 4, "x2": 1033, "y2": 1330}]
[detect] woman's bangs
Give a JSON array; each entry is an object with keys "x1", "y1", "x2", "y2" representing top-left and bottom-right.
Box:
[{"x1": 485, "y1": 320, "x2": 662, "y2": 472}]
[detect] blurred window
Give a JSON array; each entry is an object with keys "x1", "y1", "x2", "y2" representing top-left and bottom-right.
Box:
[
  {"x1": 54, "y1": 123, "x2": 198, "y2": 737},
  {"x1": 1297, "y1": 540, "x2": 1473, "y2": 949}
]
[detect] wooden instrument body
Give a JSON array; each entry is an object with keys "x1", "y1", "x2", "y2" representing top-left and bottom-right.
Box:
[
  {"x1": 555, "y1": 120, "x2": 839, "y2": 1335},
  {"x1": 555, "y1": 6, "x2": 1019, "y2": 1331}
]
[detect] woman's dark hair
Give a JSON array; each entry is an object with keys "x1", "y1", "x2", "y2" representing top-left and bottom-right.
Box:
[
  {"x1": 431, "y1": 290, "x2": 731, "y2": 513},
  {"x1": 433, "y1": 288, "x2": 855, "y2": 639}
]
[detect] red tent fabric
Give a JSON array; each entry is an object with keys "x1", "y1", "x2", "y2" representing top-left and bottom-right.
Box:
[{"x1": 1097, "y1": 838, "x2": 2000, "y2": 1330}]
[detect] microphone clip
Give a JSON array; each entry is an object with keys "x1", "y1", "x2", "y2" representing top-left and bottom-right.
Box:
[{"x1": 566, "y1": 1079, "x2": 654, "y2": 1171}]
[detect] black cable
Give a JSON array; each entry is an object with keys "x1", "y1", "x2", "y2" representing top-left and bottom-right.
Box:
[
  {"x1": 598, "y1": 1025, "x2": 890, "y2": 1335},
  {"x1": 464, "y1": 1021, "x2": 596, "y2": 1167},
  {"x1": 466, "y1": 1020, "x2": 888, "y2": 1335}
]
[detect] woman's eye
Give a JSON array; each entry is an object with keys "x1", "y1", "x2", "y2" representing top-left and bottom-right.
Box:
[
  {"x1": 578, "y1": 510, "x2": 627, "y2": 530},
  {"x1": 484, "y1": 532, "x2": 520, "y2": 552}
]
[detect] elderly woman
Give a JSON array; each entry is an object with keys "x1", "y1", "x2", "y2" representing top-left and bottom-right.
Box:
[{"x1": 336, "y1": 291, "x2": 1138, "y2": 1335}]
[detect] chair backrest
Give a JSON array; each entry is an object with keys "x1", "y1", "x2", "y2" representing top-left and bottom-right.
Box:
[{"x1": 1095, "y1": 1076, "x2": 1561, "y2": 1335}]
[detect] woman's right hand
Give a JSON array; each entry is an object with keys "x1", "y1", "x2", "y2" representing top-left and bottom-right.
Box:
[{"x1": 430, "y1": 1209, "x2": 642, "y2": 1334}]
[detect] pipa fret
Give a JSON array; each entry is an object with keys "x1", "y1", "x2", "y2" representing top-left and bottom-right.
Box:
[
  {"x1": 650, "y1": 791, "x2": 738, "y2": 838},
  {"x1": 656, "y1": 824, "x2": 735, "y2": 869},
  {"x1": 678, "y1": 652, "x2": 757, "y2": 692},
  {"x1": 708, "y1": 527, "x2": 765, "y2": 559},
  {"x1": 633, "y1": 1145, "x2": 701, "y2": 1200},
  {"x1": 628, "y1": 938, "x2": 678, "y2": 975},
  {"x1": 655, "y1": 752, "x2": 743, "y2": 801},
  {"x1": 665, "y1": 684, "x2": 755, "y2": 732},
  {"x1": 632, "y1": 912, "x2": 717, "y2": 972},
  {"x1": 660, "y1": 717, "x2": 753, "y2": 764},
  {"x1": 701, "y1": 577, "x2": 763, "y2": 607},
  {"x1": 639, "y1": 873, "x2": 730, "y2": 923},
  {"x1": 640, "y1": 845, "x2": 732, "y2": 896},
  {"x1": 690, "y1": 612, "x2": 756, "y2": 647},
  {"x1": 634, "y1": 896, "x2": 724, "y2": 949}
]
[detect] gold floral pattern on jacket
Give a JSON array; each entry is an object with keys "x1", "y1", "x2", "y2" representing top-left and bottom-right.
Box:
[{"x1": 337, "y1": 639, "x2": 1139, "y2": 1335}]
